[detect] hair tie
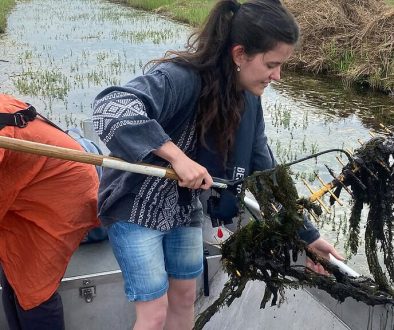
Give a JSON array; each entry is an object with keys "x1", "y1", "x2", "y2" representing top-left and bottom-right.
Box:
[{"x1": 233, "y1": 2, "x2": 241, "y2": 13}]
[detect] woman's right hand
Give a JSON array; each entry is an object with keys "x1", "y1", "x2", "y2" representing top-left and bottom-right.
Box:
[
  {"x1": 171, "y1": 153, "x2": 213, "y2": 190},
  {"x1": 153, "y1": 141, "x2": 213, "y2": 190}
]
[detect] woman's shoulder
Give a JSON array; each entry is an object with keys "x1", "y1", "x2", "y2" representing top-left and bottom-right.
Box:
[{"x1": 149, "y1": 61, "x2": 200, "y2": 88}]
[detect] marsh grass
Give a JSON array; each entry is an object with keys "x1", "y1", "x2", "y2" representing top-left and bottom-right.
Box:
[
  {"x1": 14, "y1": 68, "x2": 71, "y2": 100},
  {"x1": 121, "y1": 0, "x2": 215, "y2": 26},
  {"x1": 285, "y1": 0, "x2": 394, "y2": 94},
  {"x1": 0, "y1": 0, "x2": 15, "y2": 33}
]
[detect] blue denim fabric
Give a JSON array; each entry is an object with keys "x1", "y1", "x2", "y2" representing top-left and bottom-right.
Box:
[
  {"x1": 298, "y1": 214, "x2": 320, "y2": 244},
  {"x1": 108, "y1": 221, "x2": 203, "y2": 302}
]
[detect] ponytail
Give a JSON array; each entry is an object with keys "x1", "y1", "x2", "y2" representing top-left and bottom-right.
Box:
[{"x1": 181, "y1": 0, "x2": 241, "y2": 69}]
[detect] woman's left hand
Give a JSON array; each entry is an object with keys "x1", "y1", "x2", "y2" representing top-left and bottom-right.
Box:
[{"x1": 305, "y1": 237, "x2": 344, "y2": 275}]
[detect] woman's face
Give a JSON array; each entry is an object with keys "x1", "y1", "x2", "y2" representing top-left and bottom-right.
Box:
[{"x1": 236, "y1": 42, "x2": 295, "y2": 96}]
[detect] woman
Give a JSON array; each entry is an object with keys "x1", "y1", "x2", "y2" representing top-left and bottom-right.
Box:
[{"x1": 93, "y1": 1, "x2": 342, "y2": 329}]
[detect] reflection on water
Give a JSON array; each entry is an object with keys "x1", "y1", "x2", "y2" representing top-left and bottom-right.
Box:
[
  {"x1": 1, "y1": 0, "x2": 393, "y2": 277},
  {"x1": 278, "y1": 73, "x2": 394, "y2": 128}
]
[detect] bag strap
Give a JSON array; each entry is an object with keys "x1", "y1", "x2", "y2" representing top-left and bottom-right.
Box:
[
  {"x1": 0, "y1": 104, "x2": 37, "y2": 130},
  {"x1": 35, "y1": 111, "x2": 65, "y2": 133},
  {"x1": 0, "y1": 103, "x2": 89, "y2": 144},
  {"x1": 0, "y1": 101, "x2": 66, "y2": 133}
]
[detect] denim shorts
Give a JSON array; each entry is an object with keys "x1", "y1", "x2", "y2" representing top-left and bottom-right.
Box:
[{"x1": 108, "y1": 221, "x2": 203, "y2": 302}]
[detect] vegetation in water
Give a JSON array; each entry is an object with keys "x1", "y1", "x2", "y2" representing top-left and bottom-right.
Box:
[
  {"x1": 0, "y1": 0, "x2": 188, "y2": 128},
  {"x1": 194, "y1": 134, "x2": 394, "y2": 330}
]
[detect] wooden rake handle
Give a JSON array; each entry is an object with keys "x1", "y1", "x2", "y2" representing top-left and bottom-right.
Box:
[{"x1": 0, "y1": 136, "x2": 179, "y2": 181}]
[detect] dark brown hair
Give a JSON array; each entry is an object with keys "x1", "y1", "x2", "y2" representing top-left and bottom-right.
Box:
[{"x1": 151, "y1": 0, "x2": 299, "y2": 161}]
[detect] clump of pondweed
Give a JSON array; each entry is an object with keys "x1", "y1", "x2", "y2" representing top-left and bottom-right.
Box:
[
  {"x1": 194, "y1": 136, "x2": 394, "y2": 330},
  {"x1": 334, "y1": 135, "x2": 394, "y2": 293}
]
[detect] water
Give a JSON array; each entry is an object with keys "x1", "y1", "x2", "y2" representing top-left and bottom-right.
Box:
[
  {"x1": 1, "y1": 0, "x2": 393, "y2": 277},
  {"x1": 0, "y1": 0, "x2": 189, "y2": 125}
]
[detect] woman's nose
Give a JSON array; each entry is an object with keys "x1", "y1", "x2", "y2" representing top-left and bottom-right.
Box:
[{"x1": 270, "y1": 67, "x2": 281, "y2": 81}]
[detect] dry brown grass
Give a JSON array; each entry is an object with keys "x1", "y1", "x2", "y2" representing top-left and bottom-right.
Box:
[{"x1": 284, "y1": 0, "x2": 394, "y2": 93}]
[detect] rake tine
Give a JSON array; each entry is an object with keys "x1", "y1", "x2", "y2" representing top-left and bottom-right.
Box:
[
  {"x1": 301, "y1": 178, "x2": 331, "y2": 214},
  {"x1": 345, "y1": 148, "x2": 353, "y2": 156},
  {"x1": 306, "y1": 209, "x2": 320, "y2": 223},
  {"x1": 379, "y1": 123, "x2": 392, "y2": 134},
  {"x1": 359, "y1": 162, "x2": 379, "y2": 181},
  {"x1": 336, "y1": 156, "x2": 345, "y2": 167},
  {"x1": 325, "y1": 165, "x2": 354, "y2": 198},
  {"x1": 314, "y1": 173, "x2": 343, "y2": 206}
]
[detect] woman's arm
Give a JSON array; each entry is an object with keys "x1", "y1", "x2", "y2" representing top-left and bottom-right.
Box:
[{"x1": 153, "y1": 140, "x2": 212, "y2": 190}]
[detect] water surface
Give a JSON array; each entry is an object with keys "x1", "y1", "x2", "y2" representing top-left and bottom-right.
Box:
[{"x1": 1, "y1": 0, "x2": 393, "y2": 276}]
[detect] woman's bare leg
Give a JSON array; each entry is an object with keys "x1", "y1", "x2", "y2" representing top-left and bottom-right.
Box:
[
  {"x1": 134, "y1": 295, "x2": 168, "y2": 330},
  {"x1": 165, "y1": 278, "x2": 197, "y2": 330}
]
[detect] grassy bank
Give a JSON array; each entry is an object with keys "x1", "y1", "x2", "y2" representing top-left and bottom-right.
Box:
[
  {"x1": 284, "y1": 0, "x2": 394, "y2": 94},
  {"x1": 120, "y1": 0, "x2": 215, "y2": 26},
  {"x1": 120, "y1": 0, "x2": 393, "y2": 94},
  {"x1": 0, "y1": 0, "x2": 15, "y2": 33}
]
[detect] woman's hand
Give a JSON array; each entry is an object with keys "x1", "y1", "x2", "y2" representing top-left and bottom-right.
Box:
[
  {"x1": 153, "y1": 141, "x2": 213, "y2": 190},
  {"x1": 306, "y1": 237, "x2": 344, "y2": 275},
  {"x1": 171, "y1": 153, "x2": 213, "y2": 190}
]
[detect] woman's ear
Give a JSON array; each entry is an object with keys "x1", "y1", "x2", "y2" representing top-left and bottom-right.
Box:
[{"x1": 231, "y1": 45, "x2": 245, "y2": 67}]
